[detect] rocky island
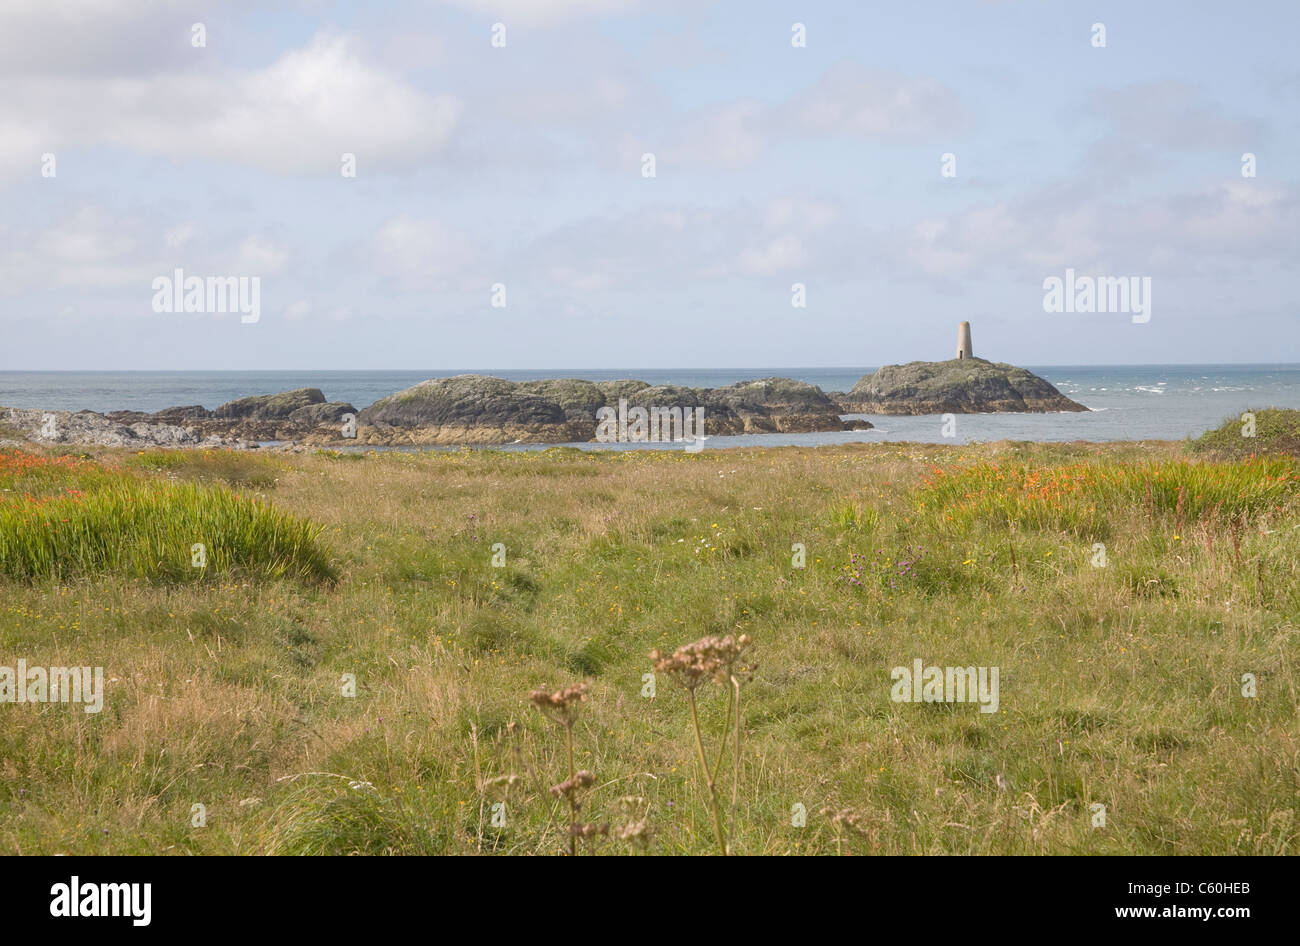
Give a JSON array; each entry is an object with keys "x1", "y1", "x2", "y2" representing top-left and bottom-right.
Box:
[
  {"x1": 832, "y1": 358, "x2": 1087, "y2": 415},
  {"x1": 0, "y1": 324, "x2": 1087, "y2": 449},
  {"x1": 2, "y1": 376, "x2": 871, "y2": 449},
  {"x1": 832, "y1": 323, "x2": 1087, "y2": 415}
]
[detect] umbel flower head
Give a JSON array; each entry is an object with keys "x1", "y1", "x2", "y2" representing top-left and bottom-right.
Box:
[
  {"x1": 549, "y1": 771, "x2": 596, "y2": 801},
  {"x1": 649, "y1": 634, "x2": 752, "y2": 691},
  {"x1": 615, "y1": 818, "x2": 652, "y2": 850},
  {"x1": 529, "y1": 682, "x2": 589, "y2": 728}
]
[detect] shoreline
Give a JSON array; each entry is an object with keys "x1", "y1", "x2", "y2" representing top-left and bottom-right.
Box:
[{"x1": 0, "y1": 361, "x2": 1093, "y2": 451}]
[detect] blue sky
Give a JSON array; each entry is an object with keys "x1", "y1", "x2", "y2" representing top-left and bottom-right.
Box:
[{"x1": 1, "y1": 0, "x2": 1296, "y2": 369}]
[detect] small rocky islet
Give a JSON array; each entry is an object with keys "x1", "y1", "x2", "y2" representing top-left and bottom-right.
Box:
[{"x1": 2, "y1": 325, "x2": 1087, "y2": 449}]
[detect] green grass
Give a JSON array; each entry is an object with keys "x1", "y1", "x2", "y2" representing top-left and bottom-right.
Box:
[
  {"x1": 1188, "y1": 407, "x2": 1300, "y2": 459},
  {"x1": 1, "y1": 440, "x2": 1297, "y2": 855},
  {"x1": 917, "y1": 455, "x2": 1300, "y2": 538},
  {"x1": 0, "y1": 451, "x2": 333, "y2": 583},
  {"x1": 125, "y1": 449, "x2": 288, "y2": 488}
]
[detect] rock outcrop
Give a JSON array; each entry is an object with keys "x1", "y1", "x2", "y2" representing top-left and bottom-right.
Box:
[
  {"x1": 2, "y1": 375, "x2": 872, "y2": 450},
  {"x1": 101, "y1": 388, "x2": 358, "y2": 443},
  {"x1": 214, "y1": 388, "x2": 330, "y2": 420},
  {"x1": 833, "y1": 358, "x2": 1087, "y2": 415},
  {"x1": 5, "y1": 359, "x2": 1088, "y2": 449},
  {"x1": 348, "y1": 374, "x2": 869, "y2": 445},
  {"x1": 1, "y1": 407, "x2": 244, "y2": 448}
]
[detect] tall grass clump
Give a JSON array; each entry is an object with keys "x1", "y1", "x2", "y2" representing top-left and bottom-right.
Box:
[
  {"x1": 266, "y1": 781, "x2": 440, "y2": 855},
  {"x1": 917, "y1": 457, "x2": 1300, "y2": 537},
  {"x1": 0, "y1": 467, "x2": 334, "y2": 583},
  {"x1": 829, "y1": 500, "x2": 879, "y2": 533},
  {"x1": 126, "y1": 449, "x2": 286, "y2": 488}
]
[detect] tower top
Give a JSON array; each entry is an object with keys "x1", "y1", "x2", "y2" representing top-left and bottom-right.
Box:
[{"x1": 957, "y1": 321, "x2": 973, "y2": 360}]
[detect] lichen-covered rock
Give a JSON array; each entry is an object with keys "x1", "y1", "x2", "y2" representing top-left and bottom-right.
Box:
[
  {"x1": 360, "y1": 376, "x2": 565, "y2": 426},
  {"x1": 215, "y1": 388, "x2": 326, "y2": 420},
  {"x1": 515, "y1": 379, "x2": 619, "y2": 423},
  {"x1": 352, "y1": 374, "x2": 865, "y2": 443},
  {"x1": 834, "y1": 358, "x2": 1087, "y2": 414},
  {"x1": 287, "y1": 401, "x2": 357, "y2": 425},
  {"x1": 0, "y1": 407, "x2": 245, "y2": 448},
  {"x1": 3, "y1": 374, "x2": 878, "y2": 449}
]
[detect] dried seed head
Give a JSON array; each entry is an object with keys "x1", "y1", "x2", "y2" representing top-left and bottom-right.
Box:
[
  {"x1": 649, "y1": 634, "x2": 753, "y2": 690},
  {"x1": 568, "y1": 822, "x2": 610, "y2": 839},
  {"x1": 549, "y1": 770, "x2": 596, "y2": 800},
  {"x1": 482, "y1": 773, "x2": 524, "y2": 792},
  {"x1": 529, "y1": 682, "x2": 589, "y2": 727},
  {"x1": 615, "y1": 819, "x2": 652, "y2": 849}
]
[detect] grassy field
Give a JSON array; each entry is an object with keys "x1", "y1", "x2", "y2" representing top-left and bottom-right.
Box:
[{"x1": 1, "y1": 416, "x2": 1298, "y2": 855}]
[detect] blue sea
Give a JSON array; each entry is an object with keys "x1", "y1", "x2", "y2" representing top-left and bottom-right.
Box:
[{"x1": 2, "y1": 366, "x2": 1298, "y2": 448}]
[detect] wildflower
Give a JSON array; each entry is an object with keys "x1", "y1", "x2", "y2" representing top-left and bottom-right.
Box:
[
  {"x1": 549, "y1": 771, "x2": 595, "y2": 800},
  {"x1": 529, "y1": 682, "x2": 589, "y2": 728},
  {"x1": 615, "y1": 819, "x2": 652, "y2": 849},
  {"x1": 649, "y1": 634, "x2": 752, "y2": 691}
]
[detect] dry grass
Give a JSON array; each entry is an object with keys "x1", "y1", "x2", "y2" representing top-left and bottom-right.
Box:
[{"x1": 1, "y1": 439, "x2": 1297, "y2": 855}]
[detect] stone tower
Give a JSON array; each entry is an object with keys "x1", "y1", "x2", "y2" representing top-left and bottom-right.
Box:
[{"x1": 956, "y1": 321, "x2": 973, "y2": 360}]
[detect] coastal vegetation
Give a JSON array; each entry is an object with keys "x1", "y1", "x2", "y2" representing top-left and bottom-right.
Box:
[
  {"x1": 1, "y1": 420, "x2": 1297, "y2": 854},
  {"x1": 1188, "y1": 407, "x2": 1300, "y2": 460},
  {"x1": 0, "y1": 451, "x2": 333, "y2": 584}
]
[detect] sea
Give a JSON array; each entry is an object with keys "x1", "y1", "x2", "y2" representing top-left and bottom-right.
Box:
[{"x1": 2, "y1": 366, "x2": 1298, "y2": 449}]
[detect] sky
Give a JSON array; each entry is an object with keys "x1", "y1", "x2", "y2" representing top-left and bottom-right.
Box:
[{"x1": 1, "y1": 0, "x2": 1296, "y2": 370}]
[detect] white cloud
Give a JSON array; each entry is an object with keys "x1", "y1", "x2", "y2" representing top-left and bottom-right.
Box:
[
  {"x1": 634, "y1": 64, "x2": 965, "y2": 171},
  {"x1": 235, "y1": 236, "x2": 289, "y2": 275},
  {"x1": 780, "y1": 62, "x2": 966, "y2": 140},
  {"x1": 442, "y1": 0, "x2": 642, "y2": 24},
  {"x1": 370, "y1": 216, "x2": 478, "y2": 286},
  {"x1": 0, "y1": 33, "x2": 462, "y2": 174},
  {"x1": 896, "y1": 182, "x2": 1298, "y2": 281},
  {"x1": 0, "y1": 0, "x2": 204, "y2": 77},
  {"x1": 164, "y1": 224, "x2": 197, "y2": 249}
]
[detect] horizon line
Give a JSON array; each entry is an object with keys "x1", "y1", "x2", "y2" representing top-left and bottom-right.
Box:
[{"x1": 4, "y1": 361, "x2": 1300, "y2": 373}]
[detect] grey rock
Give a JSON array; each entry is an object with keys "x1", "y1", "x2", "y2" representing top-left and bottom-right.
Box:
[
  {"x1": 214, "y1": 388, "x2": 325, "y2": 420},
  {"x1": 287, "y1": 401, "x2": 357, "y2": 425},
  {"x1": 835, "y1": 358, "x2": 1088, "y2": 414}
]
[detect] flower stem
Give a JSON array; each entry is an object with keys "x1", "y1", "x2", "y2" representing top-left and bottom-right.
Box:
[
  {"x1": 565, "y1": 725, "x2": 577, "y2": 857},
  {"x1": 688, "y1": 689, "x2": 727, "y2": 855}
]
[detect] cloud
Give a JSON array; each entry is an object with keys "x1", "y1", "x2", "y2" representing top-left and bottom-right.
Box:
[
  {"x1": 1087, "y1": 81, "x2": 1264, "y2": 151},
  {"x1": 441, "y1": 0, "x2": 643, "y2": 24},
  {"x1": 504, "y1": 198, "x2": 847, "y2": 292},
  {"x1": 235, "y1": 236, "x2": 289, "y2": 275},
  {"x1": 896, "y1": 181, "x2": 1298, "y2": 281},
  {"x1": 779, "y1": 62, "x2": 966, "y2": 140},
  {"x1": 0, "y1": 205, "x2": 300, "y2": 298},
  {"x1": 0, "y1": 0, "x2": 206, "y2": 77},
  {"x1": 637, "y1": 63, "x2": 966, "y2": 170},
  {"x1": 369, "y1": 216, "x2": 479, "y2": 287},
  {"x1": 0, "y1": 33, "x2": 462, "y2": 174}
]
